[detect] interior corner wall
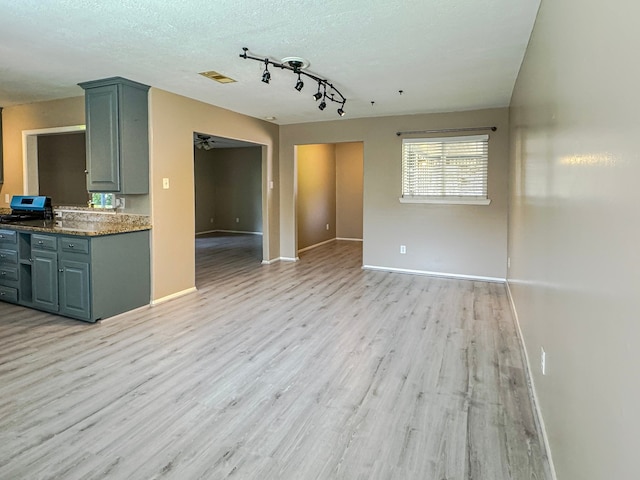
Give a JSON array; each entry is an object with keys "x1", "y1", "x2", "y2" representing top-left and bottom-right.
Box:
[
  {"x1": 281, "y1": 108, "x2": 509, "y2": 279},
  {"x1": 194, "y1": 147, "x2": 216, "y2": 234},
  {"x1": 0, "y1": 96, "x2": 85, "y2": 208},
  {"x1": 213, "y1": 147, "x2": 262, "y2": 233},
  {"x1": 148, "y1": 88, "x2": 279, "y2": 302},
  {"x1": 296, "y1": 144, "x2": 336, "y2": 250},
  {"x1": 335, "y1": 142, "x2": 363, "y2": 240},
  {"x1": 508, "y1": 0, "x2": 640, "y2": 478}
]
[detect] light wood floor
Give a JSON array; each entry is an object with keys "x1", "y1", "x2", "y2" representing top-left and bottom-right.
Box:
[{"x1": 0, "y1": 234, "x2": 552, "y2": 479}]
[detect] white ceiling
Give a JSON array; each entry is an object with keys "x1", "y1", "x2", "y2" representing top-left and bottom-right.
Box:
[{"x1": 0, "y1": 0, "x2": 540, "y2": 125}]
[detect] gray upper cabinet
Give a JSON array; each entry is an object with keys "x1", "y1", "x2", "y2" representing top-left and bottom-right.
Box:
[{"x1": 79, "y1": 77, "x2": 150, "y2": 194}]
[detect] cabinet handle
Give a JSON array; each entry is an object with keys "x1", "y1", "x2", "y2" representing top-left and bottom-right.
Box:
[
  {"x1": 0, "y1": 292, "x2": 5, "y2": 296},
  {"x1": 84, "y1": 170, "x2": 89, "y2": 174},
  {"x1": 59, "y1": 269, "x2": 64, "y2": 273},
  {"x1": 38, "y1": 240, "x2": 44, "y2": 245},
  {"x1": 1, "y1": 272, "x2": 5, "y2": 276},
  {"x1": 68, "y1": 244, "x2": 75, "y2": 248},
  {"x1": 0, "y1": 255, "x2": 5, "y2": 259}
]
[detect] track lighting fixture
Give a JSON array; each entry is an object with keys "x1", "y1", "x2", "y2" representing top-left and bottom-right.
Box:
[
  {"x1": 261, "y1": 61, "x2": 271, "y2": 84},
  {"x1": 240, "y1": 47, "x2": 347, "y2": 117}
]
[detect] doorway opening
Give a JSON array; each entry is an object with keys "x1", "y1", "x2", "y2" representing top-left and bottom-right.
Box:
[
  {"x1": 295, "y1": 141, "x2": 364, "y2": 260},
  {"x1": 193, "y1": 132, "x2": 266, "y2": 288},
  {"x1": 23, "y1": 125, "x2": 87, "y2": 206}
]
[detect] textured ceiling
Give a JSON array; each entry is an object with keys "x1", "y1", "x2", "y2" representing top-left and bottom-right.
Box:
[{"x1": 0, "y1": 0, "x2": 540, "y2": 125}]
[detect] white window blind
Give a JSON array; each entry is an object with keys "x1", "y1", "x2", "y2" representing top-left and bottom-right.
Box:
[{"x1": 401, "y1": 134, "x2": 489, "y2": 203}]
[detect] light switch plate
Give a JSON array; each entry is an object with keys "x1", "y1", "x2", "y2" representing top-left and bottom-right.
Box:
[{"x1": 162, "y1": 178, "x2": 170, "y2": 189}]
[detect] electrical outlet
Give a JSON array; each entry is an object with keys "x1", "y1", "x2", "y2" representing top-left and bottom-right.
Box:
[
  {"x1": 507, "y1": 257, "x2": 511, "y2": 269},
  {"x1": 236, "y1": 217, "x2": 240, "y2": 223},
  {"x1": 326, "y1": 224, "x2": 329, "y2": 230},
  {"x1": 400, "y1": 245, "x2": 406, "y2": 254},
  {"x1": 210, "y1": 217, "x2": 214, "y2": 223},
  {"x1": 162, "y1": 178, "x2": 170, "y2": 189},
  {"x1": 541, "y1": 347, "x2": 546, "y2": 375},
  {"x1": 4, "y1": 194, "x2": 9, "y2": 203}
]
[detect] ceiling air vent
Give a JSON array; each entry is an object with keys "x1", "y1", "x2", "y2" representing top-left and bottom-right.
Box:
[{"x1": 199, "y1": 71, "x2": 236, "y2": 83}]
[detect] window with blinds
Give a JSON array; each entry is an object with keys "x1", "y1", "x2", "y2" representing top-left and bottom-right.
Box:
[{"x1": 401, "y1": 134, "x2": 490, "y2": 204}]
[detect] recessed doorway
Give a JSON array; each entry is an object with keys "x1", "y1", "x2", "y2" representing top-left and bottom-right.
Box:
[{"x1": 193, "y1": 132, "x2": 265, "y2": 287}]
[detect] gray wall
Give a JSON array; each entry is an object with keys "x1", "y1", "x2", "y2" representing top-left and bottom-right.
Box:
[
  {"x1": 508, "y1": 0, "x2": 640, "y2": 478},
  {"x1": 281, "y1": 108, "x2": 509, "y2": 279},
  {"x1": 194, "y1": 146, "x2": 262, "y2": 234},
  {"x1": 336, "y1": 142, "x2": 364, "y2": 240},
  {"x1": 194, "y1": 146, "x2": 217, "y2": 233},
  {"x1": 37, "y1": 132, "x2": 87, "y2": 205}
]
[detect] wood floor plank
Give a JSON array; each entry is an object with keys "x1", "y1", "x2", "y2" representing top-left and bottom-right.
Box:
[{"x1": 0, "y1": 234, "x2": 552, "y2": 479}]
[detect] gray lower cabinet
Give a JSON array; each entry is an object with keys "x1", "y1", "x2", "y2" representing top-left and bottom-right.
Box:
[
  {"x1": 0, "y1": 228, "x2": 150, "y2": 322},
  {"x1": 0, "y1": 229, "x2": 18, "y2": 303},
  {"x1": 32, "y1": 249, "x2": 59, "y2": 312}
]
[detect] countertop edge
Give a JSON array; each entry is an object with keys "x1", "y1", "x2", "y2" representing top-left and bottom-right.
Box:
[{"x1": 0, "y1": 223, "x2": 152, "y2": 237}]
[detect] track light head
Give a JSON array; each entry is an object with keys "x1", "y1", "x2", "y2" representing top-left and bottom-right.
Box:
[
  {"x1": 337, "y1": 107, "x2": 345, "y2": 117},
  {"x1": 295, "y1": 74, "x2": 304, "y2": 91},
  {"x1": 318, "y1": 100, "x2": 327, "y2": 111},
  {"x1": 313, "y1": 91, "x2": 323, "y2": 101},
  {"x1": 262, "y1": 60, "x2": 270, "y2": 84}
]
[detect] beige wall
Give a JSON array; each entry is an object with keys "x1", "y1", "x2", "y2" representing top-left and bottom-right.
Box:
[
  {"x1": 0, "y1": 96, "x2": 85, "y2": 207},
  {"x1": 149, "y1": 88, "x2": 279, "y2": 301},
  {"x1": 336, "y1": 142, "x2": 363, "y2": 240},
  {"x1": 508, "y1": 0, "x2": 640, "y2": 478},
  {"x1": 38, "y1": 132, "x2": 87, "y2": 206},
  {"x1": 281, "y1": 108, "x2": 509, "y2": 279},
  {"x1": 296, "y1": 144, "x2": 336, "y2": 250}
]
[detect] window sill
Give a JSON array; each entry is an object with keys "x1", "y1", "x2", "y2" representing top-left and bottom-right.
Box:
[{"x1": 399, "y1": 197, "x2": 491, "y2": 205}]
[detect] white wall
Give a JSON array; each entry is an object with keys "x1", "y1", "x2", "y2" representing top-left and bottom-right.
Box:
[{"x1": 508, "y1": 0, "x2": 640, "y2": 478}]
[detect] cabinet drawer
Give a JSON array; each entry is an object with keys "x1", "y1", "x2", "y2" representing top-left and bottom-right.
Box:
[
  {"x1": 0, "y1": 248, "x2": 18, "y2": 265},
  {"x1": 0, "y1": 265, "x2": 18, "y2": 282},
  {"x1": 0, "y1": 230, "x2": 17, "y2": 244},
  {"x1": 32, "y1": 234, "x2": 57, "y2": 251},
  {"x1": 0, "y1": 285, "x2": 18, "y2": 303},
  {"x1": 60, "y1": 237, "x2": 89, "y2": 254}
]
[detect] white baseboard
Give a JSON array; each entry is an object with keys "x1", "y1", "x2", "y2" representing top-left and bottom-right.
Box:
[
  {"x1": 336, "y1": 237, "x2": 363, "y2": 242},
  {"x1": 297, "y1": 238, "x2": 336, "y2": 253},
  {"x1": 196, "y1": 229, "x2": 263, "y2": 236},
  {"x1": 362, "y1": 264, "x2": 505, "y2": 283},
  {"x1": 151, "y1": 287, "x2": 197, "y2": 305},
  {"x1": 214, "y1": 229, "x2": 263, "y2": 235},
  {"x1": 506, "y1": 281, "x2": 558, "y2": 480},
  {"x1": 261, "y1": 257, "x2": 299, "y2": 264}
]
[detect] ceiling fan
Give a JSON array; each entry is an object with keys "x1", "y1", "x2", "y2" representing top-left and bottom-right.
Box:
[{"x1": 194, "y1": 133, "x2": 216, "y2": 150}]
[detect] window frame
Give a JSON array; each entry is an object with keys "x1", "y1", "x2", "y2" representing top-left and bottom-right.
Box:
[{"x1": 400, "y1": 134, "x2": 491, "y2": 205}]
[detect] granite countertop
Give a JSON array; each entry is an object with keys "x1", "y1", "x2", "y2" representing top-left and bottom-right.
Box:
[{"x1": 0, "y1": 219, "x2": 151, "y2": 237}]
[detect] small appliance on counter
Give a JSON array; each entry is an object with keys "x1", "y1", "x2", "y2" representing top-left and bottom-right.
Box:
[{"x1": 0, "y1": 195, "x2": 53, "y2": 223}]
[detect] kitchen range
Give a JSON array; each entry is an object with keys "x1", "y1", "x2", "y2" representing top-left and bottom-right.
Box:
[{"x1": 0, "y1": 195, "x2": 53, "y2": 224}]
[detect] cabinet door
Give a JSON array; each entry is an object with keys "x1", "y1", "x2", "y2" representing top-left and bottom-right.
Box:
[
  {"x1": 59, "y1": 259, "x2": 91, "y2": 320},
  {"x1": 32, "y1": 250, "x2": 58, "y2": 312},
  {"x1": 85, "y1": 84, "x2": 120, "y2": 192}
]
